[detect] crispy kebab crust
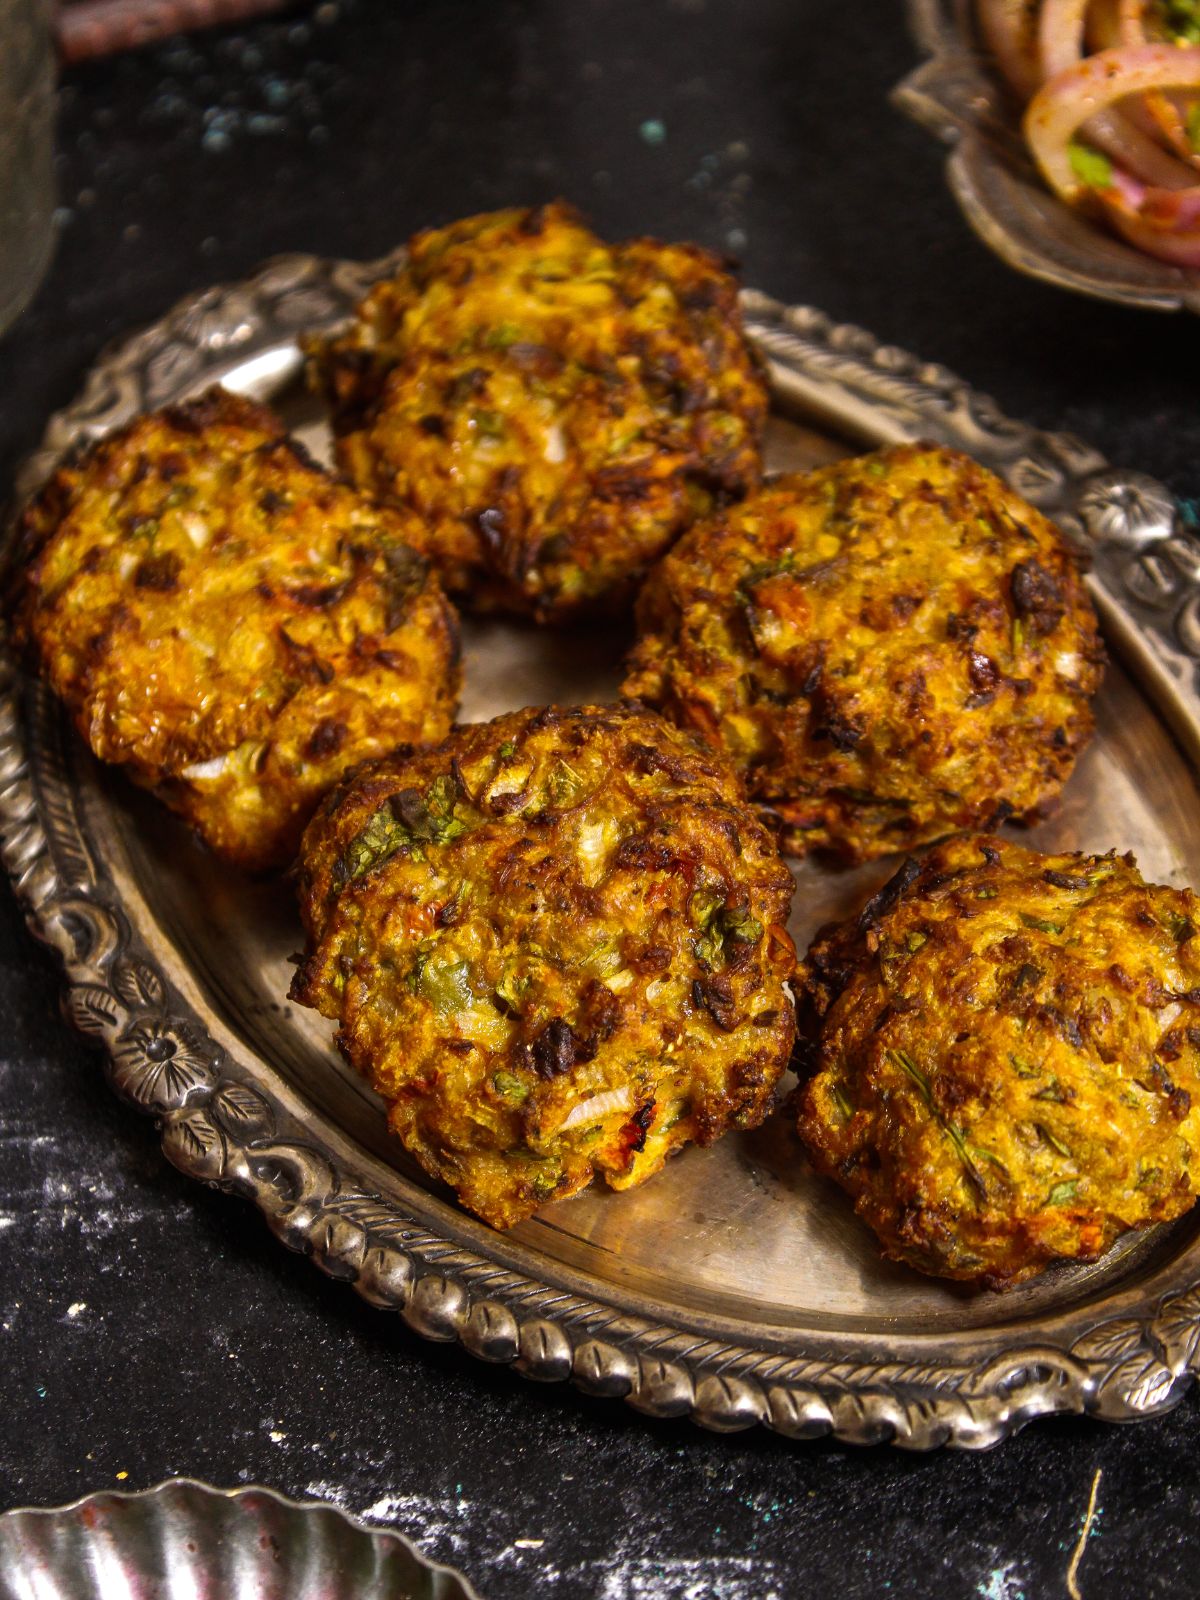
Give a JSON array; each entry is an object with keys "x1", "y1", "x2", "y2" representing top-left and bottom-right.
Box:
[
  {"x1": 306, "y1": 202, "x2": 768, "y2": 622},
  {"x1": 795, "y1": 834, "x2": 1200, "y2": 1289},
  {"x1": 290, "y1": 704, "x2": 796, "y2": 1229},
  {"x1": 10, "y1": 387, "x2": 461, "y2": 872},
  {"x1": 622, "y1": 444, "x2": 1104, "y2": 863}
]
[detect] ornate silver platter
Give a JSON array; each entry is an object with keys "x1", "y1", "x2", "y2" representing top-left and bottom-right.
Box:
[
  {"x1": 895, "y1": 0, "x2": 1200, "y2": 312},
  {"x1": 0, "y1": 1478, "x2": 481, "y2": 1600},
  {"x1": 6, "y1": 249, "x2": 1200, "y2": 1452}
]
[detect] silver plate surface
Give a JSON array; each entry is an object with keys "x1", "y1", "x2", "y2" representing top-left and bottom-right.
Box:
[
  {"x1": 6, "y1": 250, "x2": 1200, "y2": 1450},
  {"x1": 0, "y1": 1478, "x2": 481, "y2": 1600},
  {"x1": 895, "y1": 0, "x2": 1200, "y2": 313}
]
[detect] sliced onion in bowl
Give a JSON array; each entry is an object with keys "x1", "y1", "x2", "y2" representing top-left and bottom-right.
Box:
[
  {"x1": 1089, "y1": 111, "x2": 1198, "y2": 183},
  {"x1": 978, "y1": 0, "x2": 1044, "y2": 99},
  {"x1": 1118, "y1": 0, "x2": 1200, "y2": 165},
  {"x1": 1039, "y1": 0, "x2": 1094, "y2": 75},
  {"x1": 1034, "y1": 5, "x2": 1196, "y2": 184},
  {"x1": 1106, "y1": 203, "x2": 1200, "y2": 260},
  {"x1": 1025, "y1": 43, "x2": 1200, "y2": 205},
  {"x1": 1085, "y1": 0, "x2": 1124, "y2": 50}
]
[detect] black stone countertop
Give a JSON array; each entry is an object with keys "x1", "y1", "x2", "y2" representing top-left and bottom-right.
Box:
[{"x1": 3, "y1": 4, "x2": 1200, "y2": 1596}]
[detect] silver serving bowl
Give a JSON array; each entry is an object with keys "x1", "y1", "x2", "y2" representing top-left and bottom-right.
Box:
[
  {"x1": 895, "y1": 0, "x2": 1200, "y2": 312},
  {"x1": 0, "y1": 1479, "x2": 483, "y2": 1600}
]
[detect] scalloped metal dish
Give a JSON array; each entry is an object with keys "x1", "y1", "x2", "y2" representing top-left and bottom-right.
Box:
[
  {"x1": 7, "y1": 251, "x2": 1200, "y2": 1452},
  {"x1": 0, "y1": 1478, "x2": 482, "y2": 1600},
  {"x1": 895, "y1": 0, "x2": 1200, "y2": 312}
]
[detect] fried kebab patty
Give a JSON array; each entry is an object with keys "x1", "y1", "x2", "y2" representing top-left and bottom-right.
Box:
[
  {"x1": 306, "y1": 202, "x2": 768, "y2": 621},
  {"x1": 10, "y1": 388, "x2": 461, "y2": 872},
  {"x1": 290, "y1": 704, "x2": 796, "y2": 1228},
  {"x1": 795, "y1": 834, "x2": 1200, "y2": 1289},
  {"x1": 622, "y1": 444, "x2": 1104, "y2": 863}
]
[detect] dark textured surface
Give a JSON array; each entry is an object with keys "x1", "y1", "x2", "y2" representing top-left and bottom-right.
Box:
[{"x1": 2, "y1": 3, "x2": 1200, "y2": 1597}]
